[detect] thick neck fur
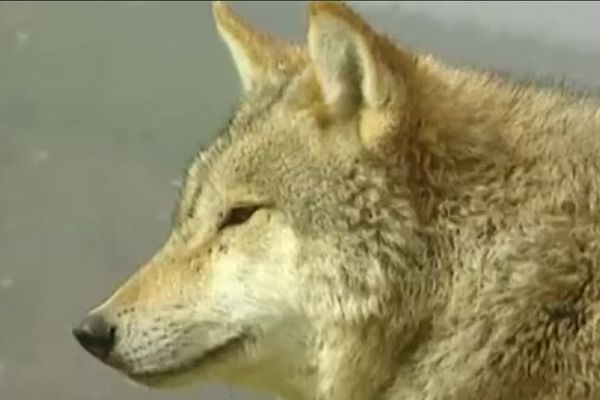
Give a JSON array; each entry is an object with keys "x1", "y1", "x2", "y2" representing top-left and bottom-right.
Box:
[
  {"x1": 399, "y1": 54, "x2": 600, "y2": 228},
  {"x1": 341, "y1": 50, "x2": 600, "y2": 399}
]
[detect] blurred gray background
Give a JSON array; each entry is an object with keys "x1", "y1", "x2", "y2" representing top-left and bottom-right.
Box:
[{"x1": 1, "y1": 1, "x2": 599, "y2": 399}]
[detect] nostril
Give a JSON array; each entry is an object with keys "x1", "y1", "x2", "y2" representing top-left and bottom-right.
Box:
[
  {"x1": 108, "y1": 325, "x2": 116, "y2": 341},
  {"x1": 72, "y1": 313, "x2": 117, "y2": 362}
]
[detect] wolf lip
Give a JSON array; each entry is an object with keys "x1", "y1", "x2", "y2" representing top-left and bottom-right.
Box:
[{"x1": 125, "y1": 334, "x2": 248, "y2": 384}]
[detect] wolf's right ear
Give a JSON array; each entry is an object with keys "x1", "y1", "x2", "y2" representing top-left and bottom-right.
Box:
[
  {"x1": 306, "y1": 1, "x2": 417, "y2": 155},
  {"x1": 307, "y1": 2, "x2": 407, "y2": 116},
  {"x1": 212, "y1": 1, "x2": 301, "y2": 93}
]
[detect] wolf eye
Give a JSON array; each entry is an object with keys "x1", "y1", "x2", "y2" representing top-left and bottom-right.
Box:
[{"x1": 219, "y1": 205, "x2": 260, "y2": 231}]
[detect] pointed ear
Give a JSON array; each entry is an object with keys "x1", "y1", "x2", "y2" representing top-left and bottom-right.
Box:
[
  {"x1": 212, "y1": 1, "x2": 301, "y2": 93},
  {"x1": 307, "y1": 1, "x2": 406, "y2": 117}
]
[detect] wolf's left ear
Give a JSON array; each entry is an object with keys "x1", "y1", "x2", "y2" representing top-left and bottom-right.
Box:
[
  {"x1": 308, "y1": 1, "x2": 408, "y2": 118},
  {"x1": 213, "y1": 1, "x2": 302, "y2": 93}
]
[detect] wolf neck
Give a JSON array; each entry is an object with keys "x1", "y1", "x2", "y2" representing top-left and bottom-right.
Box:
[
  {"x1": 401, "y1": 54, "x2": 600, "y2": 222},
  {"x1": 413, "y1": 55, "x2": 600, "y2": 154}
]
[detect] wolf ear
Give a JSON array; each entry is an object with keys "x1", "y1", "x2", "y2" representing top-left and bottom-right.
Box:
[
  {"x1": 307, "y1": 1, "x2": 405, "y2": 117},
  {"x1": 212, "y1": 1, "x2": 300, "y2": 93}
]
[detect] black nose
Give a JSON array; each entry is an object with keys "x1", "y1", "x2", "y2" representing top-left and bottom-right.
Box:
[{"x1": 72, "y1": 313, "x2": 116, "y2": 361}]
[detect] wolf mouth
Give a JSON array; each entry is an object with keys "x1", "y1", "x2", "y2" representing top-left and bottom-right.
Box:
[{"x1": 126, "y1": 334, "x2": 248, "y2": 384}]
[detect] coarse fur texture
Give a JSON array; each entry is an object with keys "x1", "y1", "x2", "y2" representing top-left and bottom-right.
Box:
[{"x1": 74, "y1": 2, "x2": 600, "y2": 400}]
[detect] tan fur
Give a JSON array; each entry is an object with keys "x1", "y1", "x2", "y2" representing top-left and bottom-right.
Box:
[{"x1": 76, "y1": 2, "x2": 600, "y2": 400}]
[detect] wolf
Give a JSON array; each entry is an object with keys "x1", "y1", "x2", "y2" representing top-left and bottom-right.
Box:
[{"x1": 72, "y1": 1, "x2": 600, "y2": 400}]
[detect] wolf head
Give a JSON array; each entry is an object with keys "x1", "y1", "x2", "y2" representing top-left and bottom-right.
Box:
[{"x1": 73, "y1": 1, "x2": 434, "y2": 398}]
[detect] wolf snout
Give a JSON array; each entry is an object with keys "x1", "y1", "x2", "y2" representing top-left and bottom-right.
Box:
[{"x1": 72, "y1": 312, "x2": 117, "y2": 362}]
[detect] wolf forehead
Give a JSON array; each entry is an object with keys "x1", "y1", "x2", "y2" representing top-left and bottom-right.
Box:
[
  {"x1": 193, "y1": 73, "x2": 311, "y2": 164},
  {"x1": 173, "y1": 87, "x2": 314, "y2": 217}
]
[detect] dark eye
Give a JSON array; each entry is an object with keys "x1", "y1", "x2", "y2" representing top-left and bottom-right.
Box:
[{"x1": 219, "y1": 206, "x2": 260, "y2": 231}]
